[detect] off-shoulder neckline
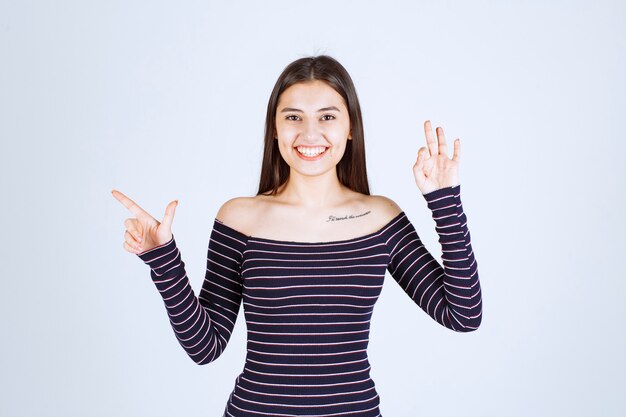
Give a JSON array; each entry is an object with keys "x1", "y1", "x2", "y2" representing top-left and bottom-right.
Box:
[{"x1": 214, "y1": 211, "x2": 406, "y2": 245}]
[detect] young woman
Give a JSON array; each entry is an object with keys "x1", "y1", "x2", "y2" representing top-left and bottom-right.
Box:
[{"x1": 112, "y1": 55, "x2": 482, "y2": 416}]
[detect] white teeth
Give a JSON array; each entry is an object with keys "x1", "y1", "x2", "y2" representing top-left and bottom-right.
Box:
[{"x1": 296, "y1": 146, "x2": 327, "y2": 157}]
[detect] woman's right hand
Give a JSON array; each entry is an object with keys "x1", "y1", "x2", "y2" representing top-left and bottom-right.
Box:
[{"x1": 111, "y1": 189, "x2": 178, "y2": 254}]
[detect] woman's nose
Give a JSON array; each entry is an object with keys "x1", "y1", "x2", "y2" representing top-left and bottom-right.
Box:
[{"x1": 303, "y1": 120, "x2": 320, "y2": 140}]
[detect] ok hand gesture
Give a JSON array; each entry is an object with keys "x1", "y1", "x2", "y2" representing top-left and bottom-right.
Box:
[
  {"x1": 112, "y1": 189, "x2": 178, "y2": 254},
  {"x1": 413, "y1": 120, "x2": 461, "y2": 195}
]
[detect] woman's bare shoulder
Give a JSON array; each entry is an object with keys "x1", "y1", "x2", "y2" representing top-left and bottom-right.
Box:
[
  {"x1": 215, "y1": 195, "x2": 266, "y2": 235},
  {"x1": 363, "y1": 194, "x2": 404, "y2": 220}
]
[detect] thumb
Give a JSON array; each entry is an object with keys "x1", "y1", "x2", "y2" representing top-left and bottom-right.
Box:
[
  {"x1": 161, "y1": 200, "x2": 178, "y2": 231},
  {"x1": 413, "y1": 148, "x2": 426, "y2": 172},
  {"x1": 413, "y1": 149, "x2": 427, "y2": 184}
]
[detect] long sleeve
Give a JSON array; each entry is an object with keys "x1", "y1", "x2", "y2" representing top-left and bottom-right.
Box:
[
  {"x1": 385, "y1": 184, "x2": 482, "y2": 332},
  {"x1": 137, "y1": 221, "x2": 248, "y2": 364}
]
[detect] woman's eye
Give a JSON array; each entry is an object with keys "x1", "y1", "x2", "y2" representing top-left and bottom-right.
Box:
[
  {"x1": 286, "y1": 115, "x2": 301, "y2": 121},
  {"x1": 321, "y1": 114, "x2": 336, "y2": 121}
]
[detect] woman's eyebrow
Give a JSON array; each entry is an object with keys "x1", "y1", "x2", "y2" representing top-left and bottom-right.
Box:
[{"x1": 280, "y1": 106, "x2": 341, "y2": 113}]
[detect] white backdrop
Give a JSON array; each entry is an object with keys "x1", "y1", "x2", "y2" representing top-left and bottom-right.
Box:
[{"x1": 1, "y1": 1, "x2": 625, "y2": 416}]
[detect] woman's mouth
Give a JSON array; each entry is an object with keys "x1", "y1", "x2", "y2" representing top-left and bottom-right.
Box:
[{"x1": 295, "y1": 145, "x2": 329, "y2": 160}]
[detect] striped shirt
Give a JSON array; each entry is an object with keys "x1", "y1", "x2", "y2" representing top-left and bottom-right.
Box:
[{"x1": 138, "y1": 184, "x2": 482, "y2": 416}]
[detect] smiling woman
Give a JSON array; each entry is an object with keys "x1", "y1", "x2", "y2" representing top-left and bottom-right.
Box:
[
  {"x1": 113, "y1": 55, "x2": 482, "y2": 417},
  {"x1": 258, "y1": 56, "x2": 368, "y2": 198},
  {"x1": 274, "y1": 80, "x2": 352, "y2": 175}
]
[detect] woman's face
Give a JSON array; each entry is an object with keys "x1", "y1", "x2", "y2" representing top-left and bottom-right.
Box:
[{"x1": 274, "y1": 80, "x2": 352, "y2": 178}]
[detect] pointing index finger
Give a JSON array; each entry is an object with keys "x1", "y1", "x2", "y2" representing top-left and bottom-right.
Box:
[{"x1": 111, "y1": 189, "x2": 151, "y2": 219}]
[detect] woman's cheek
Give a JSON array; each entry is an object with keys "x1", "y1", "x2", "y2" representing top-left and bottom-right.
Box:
[{"x1": 284, "y1": 126, "x2": 300, "y2": 138}]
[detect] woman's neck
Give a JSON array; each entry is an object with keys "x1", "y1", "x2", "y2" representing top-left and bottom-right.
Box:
[{"x1": 276, "y1": 169, "x2": 348, "y2": 211}]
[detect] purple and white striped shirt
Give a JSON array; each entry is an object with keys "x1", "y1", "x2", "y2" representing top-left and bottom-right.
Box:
[{"x1": 138, "y1": 184, "x2": 482, "y2": 416}]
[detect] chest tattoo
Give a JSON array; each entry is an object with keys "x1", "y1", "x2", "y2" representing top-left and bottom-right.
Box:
[{"x1": 325, "y1": 210, "x2": 372, "y2": 222}]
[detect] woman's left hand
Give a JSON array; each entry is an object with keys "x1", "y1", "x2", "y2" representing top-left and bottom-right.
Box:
[{"x1": 413, "y1": 120, "x2": 460, "y2": 194}]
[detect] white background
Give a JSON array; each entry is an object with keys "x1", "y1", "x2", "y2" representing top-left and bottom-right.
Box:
[{"x1": 1, "y1": 1, "x2": 625, "y2": 416}]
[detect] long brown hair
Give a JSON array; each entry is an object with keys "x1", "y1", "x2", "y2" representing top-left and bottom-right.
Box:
[{"x1": 257, "y1": 55, "x2": 370, "y2": 196}]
